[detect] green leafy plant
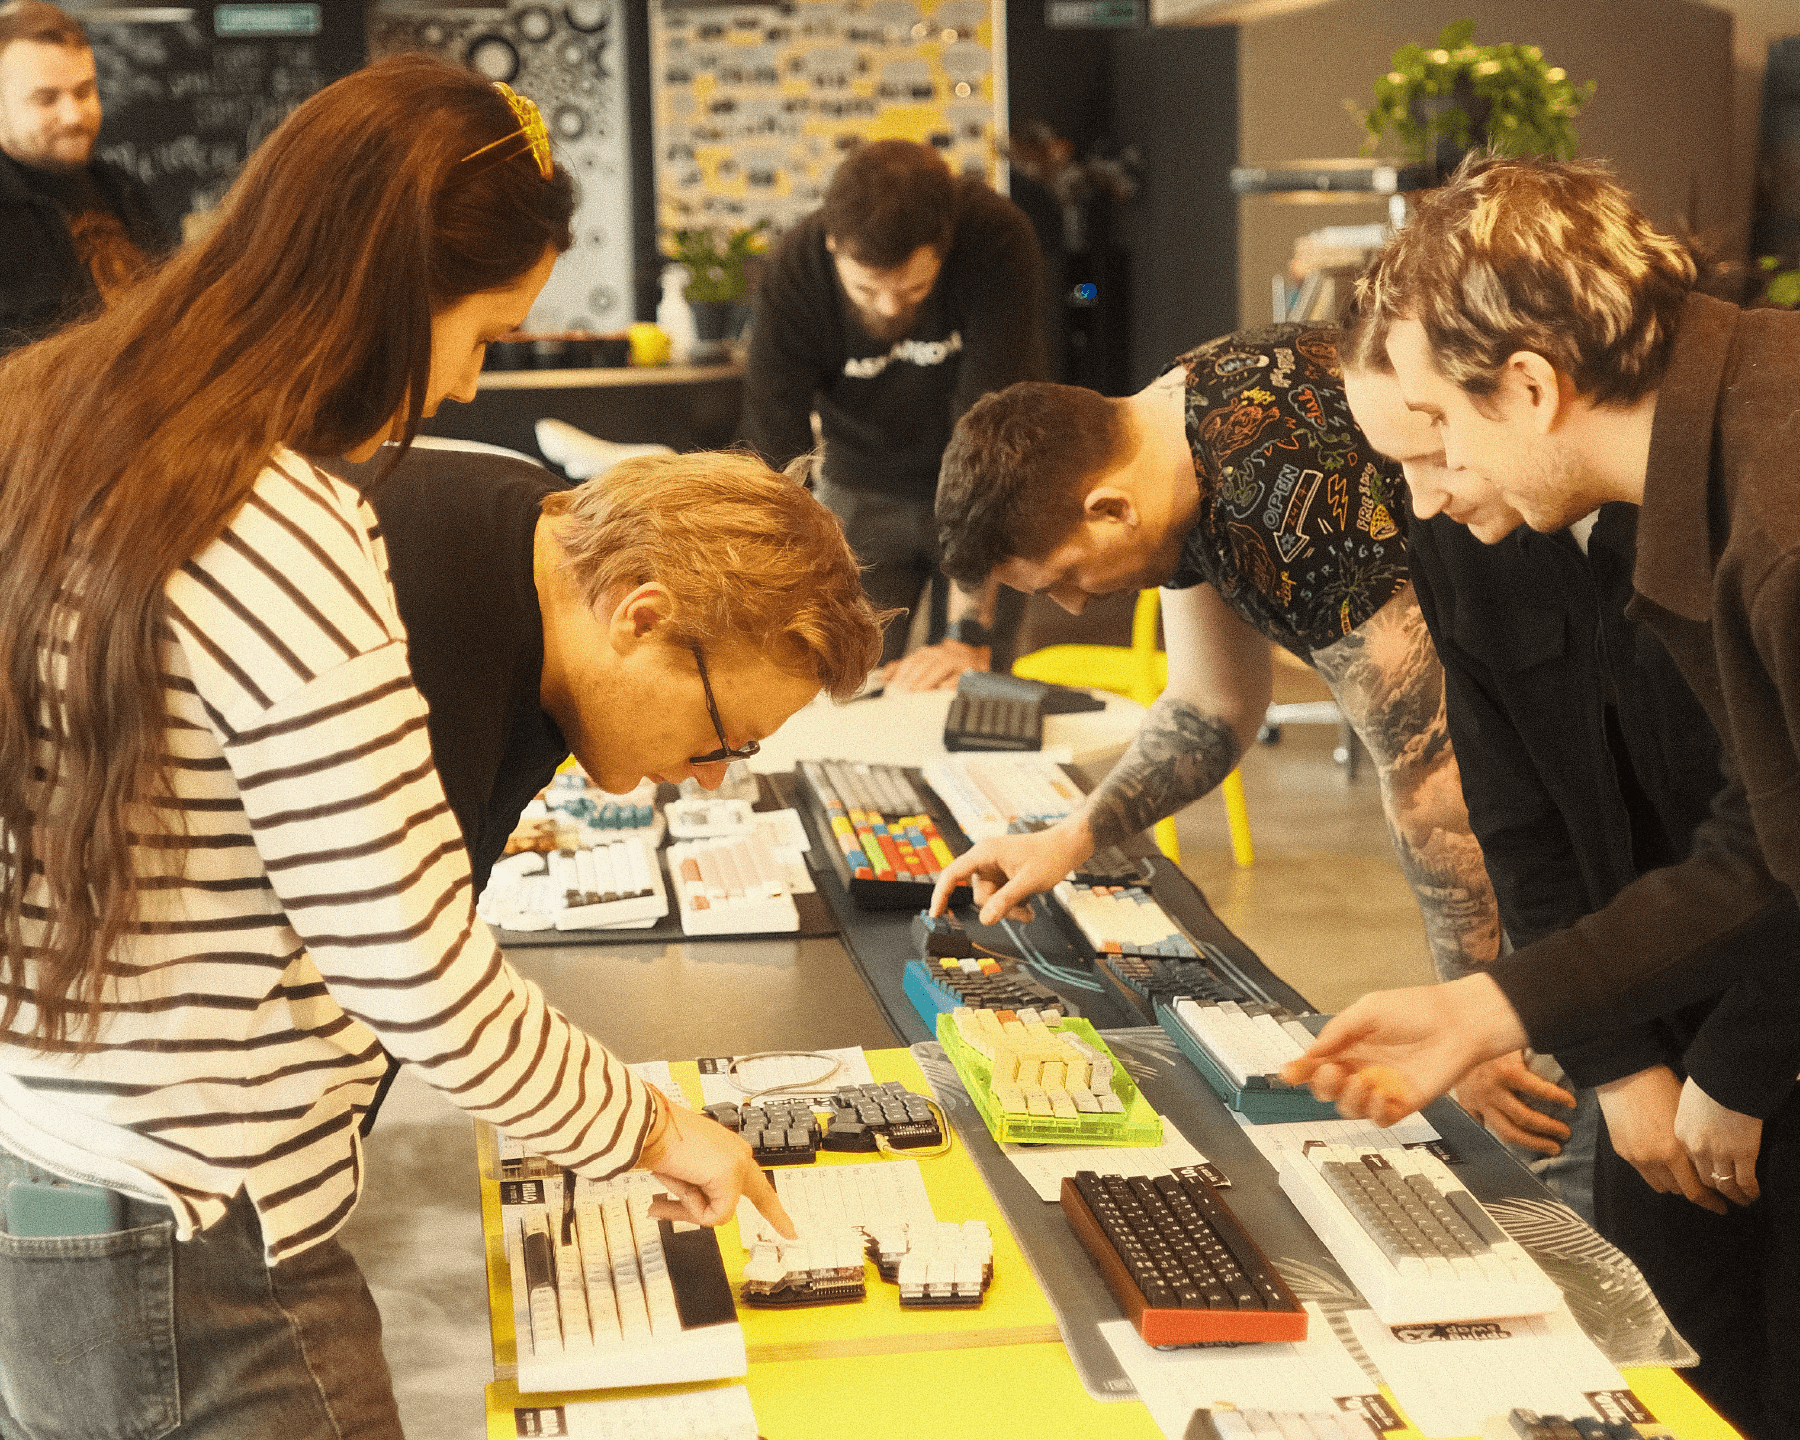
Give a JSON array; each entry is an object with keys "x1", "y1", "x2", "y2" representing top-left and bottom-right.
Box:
[
  {"x1": 663, "y1": 222, "x2": 768, "y2": 303},
  {"x1": 1757, "y1": 255, "x2": 1800, "y2": 309},
  {"x1": 1357, "y1": 19, "x2": 1595, "y2": 164}
]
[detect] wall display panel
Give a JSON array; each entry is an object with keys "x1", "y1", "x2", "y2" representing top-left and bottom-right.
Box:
[
  {"x1": 86, "y1": 12, "x2": 341, "y2": 237},
  {"x1": 370, "y1": 0, "x2": 635, "y2": 332},
  {"x1": 650, "y1": 0, "x2": 1007, "y2": 241}
]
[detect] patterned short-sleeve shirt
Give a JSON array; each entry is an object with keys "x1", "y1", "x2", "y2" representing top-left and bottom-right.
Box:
[{"x1": 1163, "y1": 323, "x2": 1409, "y2": 659}]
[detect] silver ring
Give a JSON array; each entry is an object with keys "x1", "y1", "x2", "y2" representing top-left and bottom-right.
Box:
[{"x1": 1711, "y1": 1172, "x2": 1733, "y2": 1182}]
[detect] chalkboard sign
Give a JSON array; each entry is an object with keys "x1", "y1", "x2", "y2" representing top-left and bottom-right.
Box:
[{"x1": 85, "y1": 4, "x2": 361, "y2": 238}]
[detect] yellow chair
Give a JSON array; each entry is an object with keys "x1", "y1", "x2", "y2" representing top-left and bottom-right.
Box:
[{"x1": 1011, "y1": 589, "x2": 1255, "y2": 867}]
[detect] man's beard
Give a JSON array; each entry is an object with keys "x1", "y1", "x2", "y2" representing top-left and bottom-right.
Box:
[{"x1": 851, "y1": 302, "x2": 920, "y2": 345}]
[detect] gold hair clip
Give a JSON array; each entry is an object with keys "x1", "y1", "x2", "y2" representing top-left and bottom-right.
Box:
[{"x1": 462, "y1": 81, "x2": 551, "y2": 180}]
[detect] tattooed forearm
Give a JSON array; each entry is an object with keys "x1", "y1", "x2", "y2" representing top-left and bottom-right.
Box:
[
  {"x1": 1082, "y1": 694, "x2": 1242, "y2": 850},
  {"x1": 1314, "y1": 588, "x2": 1501, "y2": 978}
]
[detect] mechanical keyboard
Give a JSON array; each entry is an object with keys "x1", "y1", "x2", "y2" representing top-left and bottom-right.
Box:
[
  {"x1": 1050, "y1": 876, "x2": 1201, "y2": 962},
  {"x1": 939, "y1": 1008, "x2": 1163, "y2": 1145},
  {"x1": 740, "y1": 1229, "x2": 868, "y2": 1307},
  {"x1": 666, "y1": 835, "x2": 800, "y2": 934},
  {"x1": 1060, "y1": 1166, "x2": 1306, "y2": 1346},
  {"x1": 1158, "y1": 997, "x2": 1339, "y2": 1122},
  {"x1": 1006, "y1": 817, "x2": 1149, "y2": 886},
  {"x1": 868, "y1": 1218, "x2": 993, "y2": 1306},
  {"x1": 919, "y1": 752, "x2": 1083, "y2": 840},
  {"x1": 703, "y1": 1096, "x2": 822, "y2": 1165},
  {"x1": 943, "y1": 689, "x2": 1044, "y2": 751},
  {"x1": 793, "y1": 759, "x2": 971, "y2": 908},
  {"x1": 736, "y1": 1156, "x2": 938, "y2": 1248},
  {"x1": 498, "y1": 1165, "x2": 745, "y2": 1394},
  {"x1": 705, "y1": 1082, "x2": 943, "y2": 1164},
  {"x1": 902, "y1": 954, "x2": 1077, "y2": 1030},
  {"x1": 478, "y1": 834, "x2": 670, "y2": 932},
  {"x1": 1276, "y1": 1142, "x2": 1561, "y2": 1325}
]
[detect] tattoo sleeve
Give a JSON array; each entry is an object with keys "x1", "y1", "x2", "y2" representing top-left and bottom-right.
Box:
[
  {"x1": 1082, "y1": 693, "x2": 1242, "y2": 850},
  {"x1": 1312, "y1": 587, "x2": 1502, "y2": 979}
]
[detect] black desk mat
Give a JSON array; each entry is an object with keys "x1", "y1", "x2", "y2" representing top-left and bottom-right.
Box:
[
  {"x1": 786, "y1": 755, "x2": 1313, "y2": 1047},
  {"x1": 913, "y1": 1026, "x2": 1694, "y2": 1404},
  {"x1": 493, "y1": 773, "x2": 840, "y2": 948}
]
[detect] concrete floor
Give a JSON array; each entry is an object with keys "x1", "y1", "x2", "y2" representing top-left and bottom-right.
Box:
[{"x1": 336, "y1": 660, "x2": 1436, "y2": 1439}]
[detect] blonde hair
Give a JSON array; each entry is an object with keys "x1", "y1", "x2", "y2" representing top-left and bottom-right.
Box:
[
  {"x1": 541, "y1": 451, "x2": 888, "y2": 700},
  {"x1": 1362, "y1": 156, "x2": 1696, "y2": 404}
]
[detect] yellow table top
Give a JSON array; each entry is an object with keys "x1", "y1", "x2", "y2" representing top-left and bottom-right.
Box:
[{"x1": 476, "y1": 1047, "x2": 1742, "y2": 1439}]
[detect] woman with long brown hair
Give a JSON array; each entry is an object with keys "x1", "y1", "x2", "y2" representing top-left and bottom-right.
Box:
[{"x1": 0, "y1": 53, "x2": 785, "y2": 1438}]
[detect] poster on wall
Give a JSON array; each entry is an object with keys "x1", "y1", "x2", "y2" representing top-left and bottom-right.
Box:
[
  {"x1": 650, "y1": 0, "x2": 1007, "y2": 244},
  {"x1": 369, "y1": 0, "x2": 633, "y2": 333}
]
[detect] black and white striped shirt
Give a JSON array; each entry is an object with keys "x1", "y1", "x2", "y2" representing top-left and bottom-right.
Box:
[{"x1": 1, "y1": 452, "x2": 654, "y2": 1260}]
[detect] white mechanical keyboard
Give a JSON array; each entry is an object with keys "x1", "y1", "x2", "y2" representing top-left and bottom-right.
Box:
[
  {"x1": 920, "y1": 753, "x2": 1082, "y2": 840},
  {"x1": 735, "y1": 1156, "x2": 937, "y2": 1247},
  {"x1": 500, "y1": 1167, "x2": 745, "y2": 1394},
  {"x1": 667, "y1": 835, "x2": 800, "y2": 934},
  {"x1": 479, "y1": 835, "x2": 669, "y2": 931},
  {"x1": 1166, "y1": 997, "x2": 1315, "y2": 1089},
  {"x1": 1277, "y1": 1143, "x2": 1561, "y2": 1325},
  {"x1": 1051, "y1": 877, "x2": 1199, "y2": 958}
]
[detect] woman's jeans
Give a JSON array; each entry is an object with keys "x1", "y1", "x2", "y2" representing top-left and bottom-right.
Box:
[{"x1": 0, "y1": 1145, "x2": 403, "y2": 1440}]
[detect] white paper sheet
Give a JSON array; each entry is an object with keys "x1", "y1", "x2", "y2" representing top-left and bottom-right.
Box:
[
  {"x1": 1232, "y1": 1110, "x2": 1441, "y2": 1167},
  {"x1": 694, "y1": 1045, "x2": 875, "y2": 1106},
  {"x1": 1002, "y1": 1130, "x2": 1212, "y2": 1202},
  {"x1": 1346, "y1": 1306, "x2": 1641, "y2": 1439},
  {"x1": 1101, "y1": 1305, "x2": 1396, "y2": 1439}
]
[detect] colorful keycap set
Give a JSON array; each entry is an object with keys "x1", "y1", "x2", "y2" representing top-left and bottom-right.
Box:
[{"x1": 794, "y1": 759, "x2": 970, "y2": 907}]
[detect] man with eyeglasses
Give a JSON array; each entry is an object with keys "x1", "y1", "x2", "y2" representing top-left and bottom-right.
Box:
[{"x1": 337, "y1": 443, "x2": 886, "y2": 893}]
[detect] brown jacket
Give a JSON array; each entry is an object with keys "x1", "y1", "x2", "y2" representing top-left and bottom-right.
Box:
[{"x1": 1490, "y1": 293, "x2": 1800, "y2": 1063}]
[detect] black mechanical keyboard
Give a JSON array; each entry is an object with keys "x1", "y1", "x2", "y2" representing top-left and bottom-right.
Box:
[
  {"x1": 702, "y1": 1097, "x2": 820, "y2": 1165},
  {"x1": 820, "y1": 1081, "x2": 943, "y2": 1152},
  {"x1": 904, "y1": 954, "x2": 1076, "y2": 1024},
  {"x1": 943, "y1": 690, "x2": 1044, "y2": 751},
  {"x1": 704, "y1": 1082, "x2": 942, "y2": 1163},
  {"x1": 1060, "y1": 1165, "x2": 1306, "y2": 1346}
]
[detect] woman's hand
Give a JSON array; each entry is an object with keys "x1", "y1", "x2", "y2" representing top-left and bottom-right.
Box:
[
  {"x1": 1596, "y1": 1066, "x2": 1725, "y2": 1215},
  {"x1": 637, "y1": 1097, "x2": 796, "y2": 1237},
  {"x1": 1674, "y1": 1076, "x2": 1762, "y2": 1209}
]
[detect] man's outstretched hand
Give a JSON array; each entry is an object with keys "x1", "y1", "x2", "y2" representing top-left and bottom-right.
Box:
[
  {"x1": 928, "y1": 816, "x2": 1095, "y2": 925},
  {"x1": 1280, "y1": 973, "x2": 1528, "y2": 1126}
]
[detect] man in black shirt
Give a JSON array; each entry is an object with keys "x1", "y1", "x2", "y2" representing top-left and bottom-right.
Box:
[
  {"x1": 738, "y1": 138, "x2": 1045, "y2": 683},
  {"x1": 342, "y1": 444, "x2": 884, "y2": 891},
  {"x1": 0, "y1": 1, "x2": 168, "y2": 350}
]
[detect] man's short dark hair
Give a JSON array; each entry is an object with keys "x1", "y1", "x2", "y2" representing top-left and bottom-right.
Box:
[
  {"x1": 0, "y1": 0, "x2": 88, "y2": 52},
  {"x1": 820, "y1": 139, "x2": 956, "y2": 269},
  {"x1": 936, "y1": 381, "x2": 1135, "y2": 588}
]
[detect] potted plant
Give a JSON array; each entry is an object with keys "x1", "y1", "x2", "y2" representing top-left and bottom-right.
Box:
[
  {"x1": 664, "y1": 222, "x2": 768, "y2": 348},
  {"x1": 1755, "y1": 254, "x2": 1800, "y2": 308},
  {"x1": 1356, "y1": 19, "x2": 1595, "y2": 180}
]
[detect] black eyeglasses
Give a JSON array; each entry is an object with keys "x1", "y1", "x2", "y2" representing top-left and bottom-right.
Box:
[{"x1": 688, "y1": 647, "x2": 761, "y2": 765}]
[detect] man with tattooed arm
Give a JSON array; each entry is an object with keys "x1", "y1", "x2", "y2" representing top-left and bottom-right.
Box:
[{"x1": 927, "y1": 324, "x2": 1588, "y2": 1212}]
